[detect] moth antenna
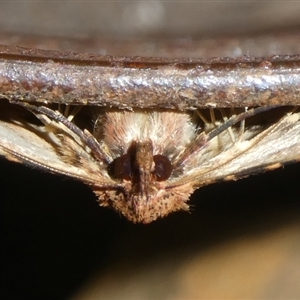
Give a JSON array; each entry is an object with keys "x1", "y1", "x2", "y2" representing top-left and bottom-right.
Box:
[
  {"x1": 11, "y1": 101, "x2": 111, "y2": 164},
  {"x1": 219, "y1": 108, "x2": 236, "y2": 144}
]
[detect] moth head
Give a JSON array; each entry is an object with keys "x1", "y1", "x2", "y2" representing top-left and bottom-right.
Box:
[
  {"x1": 94, "y1": 138, "x2": 194, "y2": 223},
  {"x1": 89, "y1": 110, "x2": 198, "y2": 223}
]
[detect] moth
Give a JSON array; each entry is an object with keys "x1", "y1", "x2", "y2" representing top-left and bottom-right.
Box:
[{"x1": 0, "y1": 46, "x2": 300, "y2": 223}]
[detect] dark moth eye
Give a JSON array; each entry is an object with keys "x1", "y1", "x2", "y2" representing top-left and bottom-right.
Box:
[
  {"x1": 153, "y1": 155, "x2": 173, "y2": 181},
  {"x1": 108, "y1": 154, "x2": 132, "y2": 180}
]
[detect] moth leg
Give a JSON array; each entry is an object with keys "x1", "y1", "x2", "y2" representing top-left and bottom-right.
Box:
[
  {"x1": 209, "y1": 108, "x2": 217, "y2": 127},
  {"x1": 195, "y1": 110, "x2": 209, "y2": 125},
  {"x1": 174, "y1": 106, "x2": 280, "y2": 168},
  {"x1": 197, "y1": 108, "x2": 224, "y2": 150},
  {"x1": 219, "y1": 108, "x2": 236, "y2": 144},
  {"x1": 207, "y1": 106, "x2": 280, "y2": 141},
  {"x1": 238, "y1": 107, "x2": 248, "y2": 141},
  {"x1": 58, "y1": 104, "x2": 83, "y2": 121}
]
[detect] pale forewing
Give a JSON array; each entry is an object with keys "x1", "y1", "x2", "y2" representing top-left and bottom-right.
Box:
[
  {"x1": 169, "y1": 112, "x2": 300, "y2": 188},
  {"x1": 0, "y1": 117, "x2": 115, "y2": 187}
]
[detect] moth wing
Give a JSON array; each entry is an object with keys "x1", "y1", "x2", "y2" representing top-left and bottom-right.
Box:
[
  {"x1": 0, "y1": 118, "x2": 114, "y2": 187},
  {"x1": 173, "y1": 112, "x2": 300, "y2": 188}
]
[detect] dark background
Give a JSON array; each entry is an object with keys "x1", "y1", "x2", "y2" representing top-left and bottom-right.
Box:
[
  {"x1": 1, "y1": 2, "x2": 300, "y2": 299},
  {"x1": 2, "y1": 159, "x2": 300, "y2": 299}
]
